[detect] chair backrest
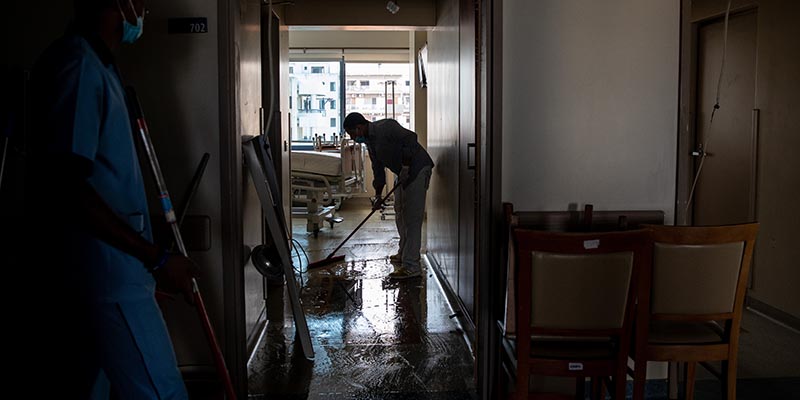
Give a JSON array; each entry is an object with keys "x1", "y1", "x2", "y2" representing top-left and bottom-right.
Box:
[
  {"x1": 512, "y1": 228, "x2": 651, "y2": 337},
  {"x1": 501, "y1": 202, "x2": 663, "y2": 336},
  {"x1": 644, "y1": 223, "x2": 759, "y2": 319},
  {"x1": 529, "y1": 251, "x2": 633, "y2": 330}
]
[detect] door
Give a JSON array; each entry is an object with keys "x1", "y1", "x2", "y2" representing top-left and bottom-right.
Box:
[
  {"x1": 261, "y1": 8, "x2": 291, "y2": 227},
  {"x1": 692, "y1": 10, "x2": 758, "y2": 225}
]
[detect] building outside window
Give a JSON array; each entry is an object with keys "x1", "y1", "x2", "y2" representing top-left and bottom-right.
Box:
[
  {"x1": 289, "y1": 61, "x2": 341, "y2": 141},
  {"x1": 345, "y1": 63, "x2": 412, "y2": 129}
]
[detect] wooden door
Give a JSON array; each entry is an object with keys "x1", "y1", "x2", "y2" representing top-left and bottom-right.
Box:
[{"x1": 693, "y1": 10, "x2": 758, "y2": 225}]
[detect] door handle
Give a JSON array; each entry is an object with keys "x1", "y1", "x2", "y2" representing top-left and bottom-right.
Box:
[{"x1": 467, "y1": 143, "x2": 476, "y2": 170}]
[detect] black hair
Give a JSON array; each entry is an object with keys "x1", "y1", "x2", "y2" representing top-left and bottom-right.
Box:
[{"x1": 343, "y1": 112, "x2": 368, "y2": 130}]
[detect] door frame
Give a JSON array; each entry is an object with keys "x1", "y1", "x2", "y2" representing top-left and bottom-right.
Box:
[{"x1": 476, "y1": 0, "x2": 503, "y2": 398}]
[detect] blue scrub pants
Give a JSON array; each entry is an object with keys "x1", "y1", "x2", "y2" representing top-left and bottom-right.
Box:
[{"x1": 87, "y1": 298, "x2": 188, "y2": 400}]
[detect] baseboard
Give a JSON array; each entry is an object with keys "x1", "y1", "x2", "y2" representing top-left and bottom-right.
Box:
[
  {"x1": 246, "y1": 307, "x2": 268, "y2": 368},
  {"x1": 425, "y1": 253, "x2": 477, "y2": 352},
  {"x1": 746, "y1": 296, "x2": 800, "y2": 333}
]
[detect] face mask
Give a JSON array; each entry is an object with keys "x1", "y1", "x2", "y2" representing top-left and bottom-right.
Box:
[
  {"x1": 118, "y1": 0, "x2": 144, "y2": 44},
  {"x1": 354, "y1": 136, "x2": 366, "y2": 144}
]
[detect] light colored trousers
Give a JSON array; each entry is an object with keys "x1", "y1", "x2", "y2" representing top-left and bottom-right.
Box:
[{"x1": 394, "y1": 165, "x2": 432, "y2": 271}]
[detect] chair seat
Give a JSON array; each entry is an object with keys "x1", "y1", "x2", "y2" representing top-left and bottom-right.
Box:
[
  {"x1": 648, "y1": 320, "x2": 724, "y2": 344},
  {"x1": 505, "y1": 336, "x2": 616, "y2": 359}
]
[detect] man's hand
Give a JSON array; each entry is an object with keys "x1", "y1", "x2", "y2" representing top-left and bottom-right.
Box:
[
  {"x1": 154, "y1": 254, "x2": 201, "y2": 305},
  {"x1": 398, "y1": 166, "x2": 410, "y2": 185},
  {"x1": 371, "y1": 196, "x2": 384, "y2": 211}
]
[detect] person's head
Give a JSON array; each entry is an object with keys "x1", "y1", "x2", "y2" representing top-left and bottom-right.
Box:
[
  {"x1": 343, "y1": 112, "x2": 369, "y2": 143},
  {"x1": 74, "y1": 0, "x2": 146, "y2": 46}
]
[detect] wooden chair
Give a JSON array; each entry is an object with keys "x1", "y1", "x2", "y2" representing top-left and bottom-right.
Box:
[
  {"x1": 502, "y1": 228, "x2": 651, "y2": 399},
  {"x1": 631, "y1": 223, "x2": 759, "y2": 400}
]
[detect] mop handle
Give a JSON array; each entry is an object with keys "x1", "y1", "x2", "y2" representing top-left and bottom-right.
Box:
[
  {"x1": 327, "y1": 184, "x2": 399, "y2": 259},
  {"x1": 126, "y1": 87, "x2": 237, "y2": 400}
]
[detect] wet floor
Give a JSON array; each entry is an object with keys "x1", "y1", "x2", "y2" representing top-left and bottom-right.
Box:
[{"x1": 248, "y1": 198, "x2": 477, "y2": 399}]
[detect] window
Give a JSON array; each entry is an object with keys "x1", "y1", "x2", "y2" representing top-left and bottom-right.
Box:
[
  {"x1": 360, "y1": 80, "x2": 370, "y2": 86},
  {"x1": 289, "y1": 66, "x2": 293, "y2": 73},
  {"x1": 330, "y1": 100, "x2": 336, "y2": 110},
  {"x1": 319, "y1": 99, "x2": 326, "y2": 110},
  {"x1": 372, "y1": 98, "x2": 377, "y2": 105},
  {"x1": 311, "y1": 66, "x2": 324, "y2": 74},
  {"x1": 347, "y1": 80, "x2": 356, "y2": 86},
  {"x1": 330, "y1": 82, "x2": 336, "y2": 92},
  {"x1": 405, "y1": 80, "x2": 410, "y2": 86},
  {"x1": 330, "y1": 118, "x2": 337, "y2": 127},
  {"x1": 289, "y1": 96, "x2": 292, "y2": 109}
]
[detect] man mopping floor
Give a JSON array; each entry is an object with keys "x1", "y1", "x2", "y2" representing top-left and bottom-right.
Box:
[{"x1": 343, "y1": 112, "x2": 434, "y2": 280}]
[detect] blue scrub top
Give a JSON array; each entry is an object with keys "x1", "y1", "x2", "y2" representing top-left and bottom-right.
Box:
[{"x1": 34, "y1": 33, "x2": 155, "y2": 303}]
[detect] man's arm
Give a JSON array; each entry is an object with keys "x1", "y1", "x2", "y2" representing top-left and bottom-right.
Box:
[
  {"x1": 370, "y1": 150, "x2": 386, "y2": 198},
  {"x1": 51, "y1": 156, "x2": 198, "y2": 303}
]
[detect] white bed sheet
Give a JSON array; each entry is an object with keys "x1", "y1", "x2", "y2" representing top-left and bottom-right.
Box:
[{"x1": 291, "y1": 150, "x2": 341, "y2": 176}]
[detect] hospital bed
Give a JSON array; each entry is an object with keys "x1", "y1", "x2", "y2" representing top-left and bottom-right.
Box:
[{"x1": 291, "y1": 140, "x2": 366, "y2": 236}]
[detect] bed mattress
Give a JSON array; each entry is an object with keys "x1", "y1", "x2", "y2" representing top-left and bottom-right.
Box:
[{"x1": 292, "y1": 150, "x2": 341, "y2": 176}]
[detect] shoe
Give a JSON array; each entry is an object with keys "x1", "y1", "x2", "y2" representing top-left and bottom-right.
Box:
[
  {"x1": 387, "y1": 266, "x2": 421, "y2": 280},
  {"x1": 389, "y1": 253, "x2": 422, "y2": 265}
]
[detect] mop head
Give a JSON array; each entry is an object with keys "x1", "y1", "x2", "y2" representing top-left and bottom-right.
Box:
[{"x1": 307, "y1": 254, "x2": 346, "y2": 270}]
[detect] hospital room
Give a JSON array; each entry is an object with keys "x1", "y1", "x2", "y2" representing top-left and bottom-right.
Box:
[{"x1": 2, "y1": 0, "x2": 799, "y2": 399}]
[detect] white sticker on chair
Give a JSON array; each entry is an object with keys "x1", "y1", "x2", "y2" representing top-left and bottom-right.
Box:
[
  {"x1": 583, "y1": 239, "x2": 600, "y2": 249},
  {"x1": 569, "y1": 363, "x2": 584, "y2": 371}
]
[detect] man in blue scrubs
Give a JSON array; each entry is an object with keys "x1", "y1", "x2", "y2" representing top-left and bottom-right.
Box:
[{"x1": 28, "y1": 0, "x2": 197, "y2": 398}]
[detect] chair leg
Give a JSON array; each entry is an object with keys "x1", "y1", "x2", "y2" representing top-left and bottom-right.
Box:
[
  {"x1": 575, "y1": 377, "x2": 585, "y2": 400},
  {"x1": 684, "y1": 362, "x2": 696, "y2": 400},
  {"x1": 590, "y1": 377, "x2": 602, "y2": 400},
  {"x1": 722, "y1": 358, "x2": 737, "y2": 400},
  {"x1": 515, "y1": 371, "x2": 528, "y2": 400},
  {"x1": 668, "y1": 362, "x2": 679, "y2": 399},
  {"x1": 614, "y1": 372, "x2": 626, "y2": 400},
  {"x1": 632, "y1": 359, "x2": 647, "y2": 400}
]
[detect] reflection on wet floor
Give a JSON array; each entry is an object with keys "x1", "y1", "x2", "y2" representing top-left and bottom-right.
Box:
[{"x1": 248, "y1": 199, "x2": 476, "y2": 399}]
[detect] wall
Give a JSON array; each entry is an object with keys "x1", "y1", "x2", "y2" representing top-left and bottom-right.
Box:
[
  {"x1": 501, "y1": 0, "x2": 680, "y2": 222},
  {"x1": 691, "y1": 0, "x2": 800, "y2": 320},
  {"x1": 283, "y1": 0, "x2": 436, "y2": 27},
  {"x1": 412, "y1": 30, "x2": 429, "y2": 250},
  {"x1": 290, "y1": 30, "x2": 410, "y2": 49},
  {"x1": 427, "y1": 0, "x2": 461, "y2": 304},
  {"x1": 412, "y1": 31, "x2": 428, "y2": 145}
]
